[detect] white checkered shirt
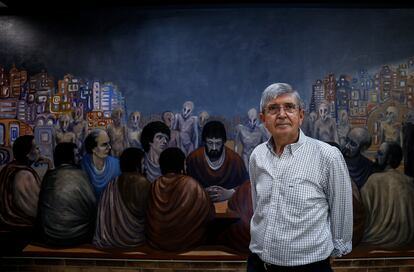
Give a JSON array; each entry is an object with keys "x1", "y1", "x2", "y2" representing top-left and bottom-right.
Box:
[{"x1": 249, "y1": 130, "x2": 353, "y2": 266}]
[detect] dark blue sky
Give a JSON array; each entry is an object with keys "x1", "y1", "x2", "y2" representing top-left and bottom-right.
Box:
[{"x1": 1, "y1": 6, "x2": 414, "y2": 117}]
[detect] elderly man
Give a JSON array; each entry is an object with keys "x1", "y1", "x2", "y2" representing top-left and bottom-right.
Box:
[
  {"x1": 81, "y1": 129, "x2": 121, "y2": 200},
  {"x1": 248, "y1": 83, "x2": 352, "y2": 272},
  {"x1": 186, "y1": 120, "x2": 249, "y2": 202},
  {"x1": 360, "y1": 141, "x2": 414, "y2": 248}
]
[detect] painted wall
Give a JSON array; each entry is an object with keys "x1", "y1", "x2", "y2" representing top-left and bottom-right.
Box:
[{"x1": 1, "y1": 5, "x2": 414, "y2": 253}]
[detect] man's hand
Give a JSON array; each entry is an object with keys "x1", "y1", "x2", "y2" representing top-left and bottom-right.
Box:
[{"x1": 205, "y1": 185, "x2": 235, "y2": 202}]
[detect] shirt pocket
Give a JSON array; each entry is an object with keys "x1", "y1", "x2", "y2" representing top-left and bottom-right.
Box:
[{"x1": 280, "y1": 178, "x2": 317, "y2": 217}]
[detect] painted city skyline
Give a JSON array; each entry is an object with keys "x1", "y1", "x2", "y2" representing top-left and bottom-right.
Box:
[{"x1": 1, "y1": 7, "x2": 414, "y2": 118}]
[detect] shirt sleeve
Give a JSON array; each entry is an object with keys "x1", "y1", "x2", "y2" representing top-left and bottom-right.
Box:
[
  {"x1": 248, "y1": 151, "x2": 257, "y2": 211},
  {"x1": 327, "y1": 148, "x2": 353, "y2": 257}
]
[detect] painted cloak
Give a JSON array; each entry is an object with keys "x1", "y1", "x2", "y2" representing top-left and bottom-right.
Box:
[
  {"x1": 217, "y1": 180, "x2": 253, "y2": 253},
  {"x1": 93, "y1": 172, "x2": 150, "y2": 248},
  {"x1": 186, "y1": 146, "x2": 249, "y2": 189},
  {"x1": 37, "y1": 165, "x2": 97, "y2": 246},
  {"x1": 146, "y1": 173, "x2": 215, "y2": 251},
  {"x1": 0, "y1": 161, "x2": 41, "y2": 229},
  {"x1": 360, "y1": 169, "x2": 414, "y2": 247},
  {"x1": 81, "y1": 154, "x2": 121, "y2": 199}
]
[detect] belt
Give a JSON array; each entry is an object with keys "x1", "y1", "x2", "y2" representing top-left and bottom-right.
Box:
[{"x1": 259, "y1": 256, "x2": 331, "y2": 272}]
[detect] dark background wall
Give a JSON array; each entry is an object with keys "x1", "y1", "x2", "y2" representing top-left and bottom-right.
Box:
[{"x1": 1, "y1": 4, "x2": 414, "y2": 117}]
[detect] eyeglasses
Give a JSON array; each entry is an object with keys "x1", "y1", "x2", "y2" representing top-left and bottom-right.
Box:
[{"x1": 265, "y1": 103, "x2": 299, "y2": 115}]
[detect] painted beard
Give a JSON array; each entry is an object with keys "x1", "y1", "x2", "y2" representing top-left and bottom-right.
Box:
[{"x1": 206, "y1": 146, "x2": 224, "y2": 161}]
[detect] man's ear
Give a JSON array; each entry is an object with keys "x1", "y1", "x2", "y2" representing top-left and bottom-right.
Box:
[
  {"x1": 260, "y1": 112, "x2": 266, "y2": 123},
  {"x1": 298, "y1": 109, "x2": 305, "y2": 126}
]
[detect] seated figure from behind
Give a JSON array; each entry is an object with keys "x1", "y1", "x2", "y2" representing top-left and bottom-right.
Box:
[
  {"x1": 186, "y1": 121, "x2": 249, "y2": 202},
  {"x1": 0, "y1": 135, "x2": 52, "y2": 254},
  {"x1": 94, "y1": 148, "x2": 150, "y2": 249},
  {"x1": 146, "y1": 147, "x2": 215, "y2": 251},
  {"x1": 0, "y1": 135, "x2": 52, "y2": 230},
  {"x1": 81, "y1": 129, "x2": 121, "y2": 200},
  {"x1": 37, "y1": 142, "x2": 97, "y2": 247},
  {"x1": 341, "y1": 127, "x2": 378, "y2": 189},
  {"x1": 140, "y1": 121, "x2": 171, "y2": 183},
  {"x1": 360, "y1": 141, "x2": 414, "y2": 248}
]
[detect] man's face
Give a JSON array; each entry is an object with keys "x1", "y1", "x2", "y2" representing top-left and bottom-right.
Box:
[
  {"x1": 92, "y1": 131, "x2": 111, "y2": 160},
  {"x1": 149, "y1": 132, "x2": 169, "y2": 155},
  {"x1": 260, "y1": 94, "x2": 304, "y2": 143},
  {"x1": 205, "y1": 137, "x2": 224, "y2": 160}
]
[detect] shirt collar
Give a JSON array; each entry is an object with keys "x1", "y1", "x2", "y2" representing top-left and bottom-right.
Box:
[{"x1": 265, "y1": 129, "x2": 307, "y2": 156}]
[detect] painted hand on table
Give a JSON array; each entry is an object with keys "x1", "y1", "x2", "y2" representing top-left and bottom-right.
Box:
[{"x1": 206, "y1": 185, "x2": 235, "y2": 202}]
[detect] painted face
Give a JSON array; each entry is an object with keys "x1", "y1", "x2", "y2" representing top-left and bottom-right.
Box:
[
  {"x1": 92, "y1": 131, "x2": 111, "y2": 160},
  {"x1": 162, "y1": 112, "x2": 174, "y2": 128},
  {"x1": 260, "y1": 94, "x2": 304, "y2": 143},
  {"x1": 198, "y1": 111, "x2": 209, "y2": 128},
  {"x1": 74, "y1": 106, "x2": 83, "y2": 121},
  {"x1": 112, "y1": 109, "x2": 123, "y2": 125},
  {"x1": 385, "y1": 106, "x2": 398, "y2": 124},
  {"x1": 342, "y1": 136, "x2": 359, "y2": 158},
  {"x1": 205, "y1": 137, "x2": 224, "y2": 160},
  {"x1": 248, "y1": 108, "x2": 258, "y2": 128},
  {"x1": 318, "y1": 103, "x2": 329, "y2": 121},
  {"x1": 129, "y1": 112, "x2": 141, "y2": 129},
  {"x1": 182, "y1": 101, "x2": 193, "y2": 119},
  {"x1": 36, "y1": 119, "x2": 44, "y2": 126},
  {"x1": 59, "y1": 115, "x2": 71, "y2": 132},
  {"x1": 339, "y1": 110, "x2": 348, "y2": 124},
  {"x1": 27, "y1": 139, "x2": 40, "y2": 164},
  {"x1": 309, "y1": 111, "x2": 317, "y2": 122},
  {"x1": 376, "y1": 142, "x2": 389, "y2": 168},
  {"x1": 149, "y1": 132, "x2": 169, "y2": 155}
]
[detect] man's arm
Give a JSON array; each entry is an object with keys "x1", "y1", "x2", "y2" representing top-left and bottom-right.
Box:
[{"x1": 327, "y1": 148, "x2": 353, "y2": 257}]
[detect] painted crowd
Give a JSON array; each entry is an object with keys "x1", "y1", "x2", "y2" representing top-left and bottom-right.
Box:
[{"x1": 0, "y1": 99, "x2": 413, "y2": 256}]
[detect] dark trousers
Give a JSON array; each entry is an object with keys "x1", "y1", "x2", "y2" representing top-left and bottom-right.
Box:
[{"x1": 247, "y1": 252, "x2": 333, "y2": 272}]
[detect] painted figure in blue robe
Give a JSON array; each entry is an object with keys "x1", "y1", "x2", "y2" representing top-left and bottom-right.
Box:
[{"x1": 81, "y1": 129, "x2": 121, "y2": 200}]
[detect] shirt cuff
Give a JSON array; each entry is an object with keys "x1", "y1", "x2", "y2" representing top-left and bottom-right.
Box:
[{"x1": 331, "y1": 239, "x2": 352, "y2": 257}]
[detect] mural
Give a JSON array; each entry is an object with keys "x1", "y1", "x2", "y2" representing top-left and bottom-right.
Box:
[{"x1": 0, "y1": 6, "x2": 414, "y2": 256}]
